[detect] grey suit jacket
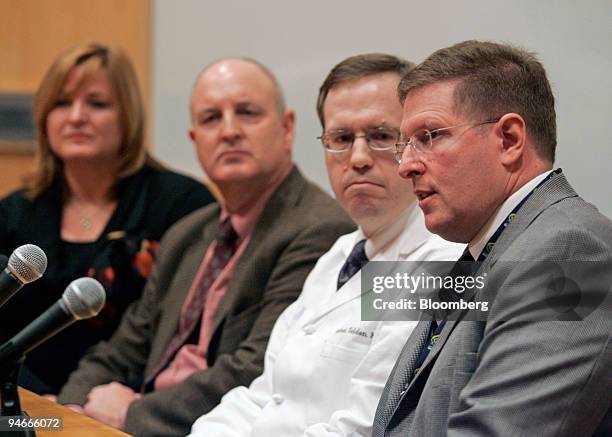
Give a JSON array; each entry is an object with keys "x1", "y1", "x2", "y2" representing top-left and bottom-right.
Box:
[
  {"x1": 373, "y1": 172, "x2": 612, "y2": 437},
  {"x1": 57, "y1": 167, "x2": 355, "y2": 437}
]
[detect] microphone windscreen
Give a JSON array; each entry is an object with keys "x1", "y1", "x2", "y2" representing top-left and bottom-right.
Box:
[
  {"x1": 8, "y1": 244, "x2": 47, "y2": 283},
  {"x1": 62, "y1": 277, "x2": 106, "y2": 320}
]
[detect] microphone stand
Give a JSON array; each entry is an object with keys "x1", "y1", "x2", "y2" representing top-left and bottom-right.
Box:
[{"x1": 0, "y1": 360, "x2": 36, "y2": 437}]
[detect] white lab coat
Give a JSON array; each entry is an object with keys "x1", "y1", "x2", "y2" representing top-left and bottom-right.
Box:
[{"x1": 189, "y1": 204, "x2": 464, "y2": 437}]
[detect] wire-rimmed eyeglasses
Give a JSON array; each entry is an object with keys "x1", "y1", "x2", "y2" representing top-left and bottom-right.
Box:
[
  {"x1": 392, "y1": 118, "x2": 500, "y2": 164},
  {"x1": 318, "y1": 126, "x2": 400, "y2": 154}
]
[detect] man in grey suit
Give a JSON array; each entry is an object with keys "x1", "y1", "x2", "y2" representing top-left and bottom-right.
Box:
[
  {"x1": 56, "y1": 58, "x2": 354, "y2": 436},
  {"x1": 373, "y1": 40, "x2": 612, "y2": 436}
]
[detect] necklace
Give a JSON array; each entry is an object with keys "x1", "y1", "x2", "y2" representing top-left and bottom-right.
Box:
[{"x1": 79, "y1": 217, "x2": 93, "y2": 230}]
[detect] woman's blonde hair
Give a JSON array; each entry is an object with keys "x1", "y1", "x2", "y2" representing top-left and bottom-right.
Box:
[{"x1": 28, "y1": 42, "x2": 149, "y2": 198}]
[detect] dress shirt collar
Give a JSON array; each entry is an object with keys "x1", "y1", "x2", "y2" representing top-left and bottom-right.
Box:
[
  {"x1": 468, "y1": 170, "x2": 553, "y2": 260},
  {"x1": 350, "y1": 200, "x2": 429, "y2": 262},
  {"x1": 219, "y1": 164, "x2": 294, "y2": 240}
]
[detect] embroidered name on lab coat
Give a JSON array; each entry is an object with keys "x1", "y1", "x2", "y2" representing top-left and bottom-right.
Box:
[{"x1": 335, "y1": 326, "x2": 374, "y2": 339}]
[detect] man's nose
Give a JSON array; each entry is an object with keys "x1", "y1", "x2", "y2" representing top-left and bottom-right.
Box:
[
  {"x1": 397, "y1": 146, "x2": 425, "y2": 179},
  {"x1": 348, "y1": 136, "x2": 374, "y2": 170},
  {"x1": 220, "y1": 112, "x2": 241, "y2": 142}
]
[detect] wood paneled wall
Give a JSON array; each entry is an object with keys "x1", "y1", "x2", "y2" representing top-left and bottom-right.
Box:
[{"x1": 0, "y1": 0, "x2": 151, "y2": 196}]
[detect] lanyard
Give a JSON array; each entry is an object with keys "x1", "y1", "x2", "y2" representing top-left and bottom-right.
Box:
[
  {"x1": 413, "y1": 169, "x2": 562, "y2": 379},
  {"x1": 477, "y1": 169, "x2": 561, "y2": 261}
]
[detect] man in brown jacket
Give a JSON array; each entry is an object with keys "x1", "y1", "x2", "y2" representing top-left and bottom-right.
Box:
[{"x1": 57, "y1": 58, "x2": 354, "y2": 437}]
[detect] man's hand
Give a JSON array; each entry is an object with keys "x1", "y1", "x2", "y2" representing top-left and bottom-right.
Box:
[
  {"x1": 83, "y1": 382, "x2": 142, "y2": 430},
  {"x1": 42, "y1": 394, "x2": 85, "y2": 414},
  {"x1": 65, "y1": 404, "x2": 85, "y2": 414}
]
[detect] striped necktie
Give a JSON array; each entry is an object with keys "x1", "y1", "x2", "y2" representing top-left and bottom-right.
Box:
[{"x1": 145, "y1": 218, "x2": 238, "y2": 386}]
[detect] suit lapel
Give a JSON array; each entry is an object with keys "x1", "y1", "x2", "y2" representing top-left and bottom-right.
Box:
[
  {"x1": 386, "y1": 172, "x2": 579, "y2": 428},
  {"x1": 146, "y1": 212, "x2": 217, "y2": 382},
  {"x1": 384, "y1": 320, "x2": 431, "y2": 426},
  {"x1": 484, "y1": 172, "x2": 577, "y2": 268},
  {"x1": 209, "y1": 167, "x2": 306, "y2": 337},
  {"x1": 163, "y1": 221, "x2": 217, "y2": 340}
]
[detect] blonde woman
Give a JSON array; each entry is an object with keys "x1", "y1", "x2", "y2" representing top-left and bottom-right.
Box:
[{"x1": 0, "y1": 42, "x2": 214, "y2": 394}]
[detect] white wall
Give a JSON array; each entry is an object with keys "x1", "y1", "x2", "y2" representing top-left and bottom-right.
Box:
[{"x1": 152, "y1": 0, "x2": 612, "y2": 218}]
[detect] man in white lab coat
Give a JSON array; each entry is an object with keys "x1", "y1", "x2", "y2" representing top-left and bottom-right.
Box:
[{"x1": 188, "y1": 53, "x2": 464, "y2": 437}]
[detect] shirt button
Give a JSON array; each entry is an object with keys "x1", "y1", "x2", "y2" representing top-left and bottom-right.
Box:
[
  {"x1": 303, "y1": 325, "x2": 315, "y2": 335},
  {"x1": 271, "y1": 394, "x2": 284, "y2": 404}
]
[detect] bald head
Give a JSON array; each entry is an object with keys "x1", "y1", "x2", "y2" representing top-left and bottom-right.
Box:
[
  {"x1": 187, "y1": 56, "x2": 296, "y2": 211},
  {"x1": 192, "y1": 58, "x2": 286, "y2": 116}
]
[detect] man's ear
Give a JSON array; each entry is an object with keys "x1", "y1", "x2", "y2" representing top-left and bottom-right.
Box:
[
  {"x1": 188, "y1": 126, "x2": 195, "y2": 142},
  {"x1": 494, "y1": 113, "x2": 527, "y2": 166},
  {"x1": 282, "y1": 109, "x2": 296, "y2": 152}
]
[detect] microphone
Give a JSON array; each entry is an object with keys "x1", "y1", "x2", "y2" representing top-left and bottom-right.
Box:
[
  {"x1": 0, "y1": 244, "x2": 48, "y2": 308},
  {"x1": 0, "y1": 277, "x2": 106, "y2": 371}
]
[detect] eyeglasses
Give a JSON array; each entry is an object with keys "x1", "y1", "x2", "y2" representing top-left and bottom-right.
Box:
[
  {"x1": 318, "y1": 126, "x2": 400, "y2": 154},
  {"x1": 392, "y1": 118, "x2": 500, "y2": 163}
]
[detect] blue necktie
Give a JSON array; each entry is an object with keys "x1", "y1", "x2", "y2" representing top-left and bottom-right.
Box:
[
  {"x1": 412, "y1": 248, "x2": 474, "y2": 376},
  {"x1": 337, "y1": 238, "x2": 369, "y2": 290}
]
